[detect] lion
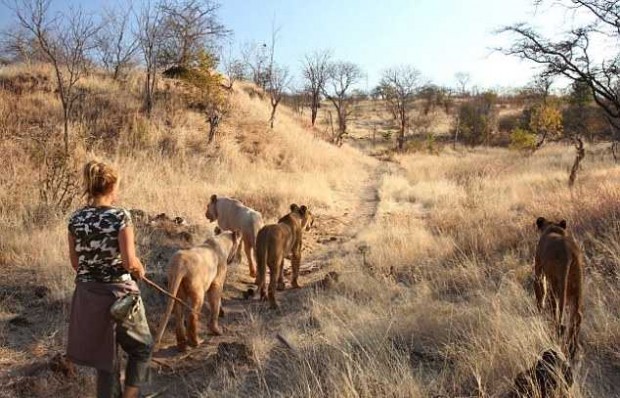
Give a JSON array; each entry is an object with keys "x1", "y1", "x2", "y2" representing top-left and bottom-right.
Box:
[
  {"x1": 534, "y1": 217, "x2": 584, "y2": 359},
  {"x1": 255, "y1": 204, "x2": 314, "y2": 309},
  {"x1": 153, "y1": 230, "x2": 242, "y2": 351},
  {"x1": 205, "y1": 195, "x2": 264, "y2": 279}
]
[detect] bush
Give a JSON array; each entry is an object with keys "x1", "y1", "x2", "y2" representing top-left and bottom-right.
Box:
[
  {"x1": 497, "y1": 113, "x2": 521, "y2": 133},
  {"x1": 457, "y1": 91, "x2": 498, "y2": 146},
  {"x1": 509, "y1": 128, "x2": 537, "y2": 151},
  {"x1": 525, "y1": 102, "x2": 563, "y2": 143}
]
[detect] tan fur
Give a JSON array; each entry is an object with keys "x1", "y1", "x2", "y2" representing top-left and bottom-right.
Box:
[
  {"x1": 255, "y1": 204, "x2": 314, "y2": 309},
  {"x1": 154, "y1": 231, "x2": 241, "y2": 351},
  {"x1": 534, "y1": 217, "x2": 584, "y2": 359},
  {"x1": 206, "y1": 194, "x2": 264, "y2": 279}
]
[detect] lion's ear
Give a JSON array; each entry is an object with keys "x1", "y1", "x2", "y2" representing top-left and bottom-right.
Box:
[
  {"x1": 290, "y1": 203, "x2": 299, "y2": 212},
  {"x1": 299, "y1": 205, "x2": 307, "y2": 215},
  {"x1": 211, "y1": 194, "x2": 217, "y2": 203},
  {"x1": 559, "y1": 220, "x2": 567, "y2": 229},
  {"x1": 536, "y1": 217, "x2": 546, "y2": 230}
]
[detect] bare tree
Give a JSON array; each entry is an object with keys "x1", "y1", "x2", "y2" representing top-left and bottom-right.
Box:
[
  {"x1": 499, "y1": 0, "x2": 620, "y2": 159},
  {"x1": 282, "y1": 88, "x2": 309, "y2": 115},
  {"x1": 322, "y1": 61, "x2": 363, "y2": 142},
  {"x1": 377, "y1": 65, "x2": 422, "y2": 150},
  {"x1": 6, "y1": 0, "x2": 100, "y2": 155},
  {"x1": 264, "y1": 21, "x2": 291, "y2": 129},
  {"x1": 516, "y1": 73, "x2": 555, "y2": 106},
  {"x1": 457, "y1": 91, "x2": 499, "y2": 146},
  {"x1": 135, "y1": 0, "x2": 164, "y2": 117},
  {"x1": 267, "y1": 65, "x2": 290, "y2": 128},
  {"x1": 302, "y1": 49, "x2": 331, "y2": 126},
  {"x1": 0, "y1": 26, "x2": 46, "y2": 63},
  {"x1": 95, "y1": 3, "x2": 139, "y2": 80},
  {"x1": 220, "y1": 43, "x2": 245, "y2": 89},
  {"x1": 454, "y1": 71, "x2": 471, "y2": 96},
  {"x1": 240, "y1": 41, "x2": 269, "y2": 89},
  {"x1": 158, "y1": 0, "x2": 229, "y2": 70}
]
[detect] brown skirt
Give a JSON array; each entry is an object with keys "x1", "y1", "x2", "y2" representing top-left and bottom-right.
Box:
[{"x1": 67, "y1": 281, "x2": 140, "y2": 372}]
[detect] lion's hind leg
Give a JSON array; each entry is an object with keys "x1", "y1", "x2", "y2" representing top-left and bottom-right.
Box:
[
  {"x1": 567, "y1": 307, "x2": 582, "y2": 360},
  {"x1": 268, "y1": 257, "x2": 281, "y2": 309},
  {"x1": 276, "y1": 259, "x2": 286, "y2": 291},
  {"x1": 207, "y1": 283, "x2": 224, "y2": 336},
  {"x1": 243, "y1": 234, "x2": 257, "y2": 279},
  {"x1": 554, "y1": 263, "x2": 571, "y2": 340},
  {"x1": 174, "y1": 292, "x2": 188, "y2": 351},
  {"x1": 291, "y1": 254, "x2": 302, "y2": 289},
  {"x1": 534, "y1": 267, "x2": 546, "y2": 311},
  {"x1": 186, "y1": 288, "x2": 204, "y2": 348}
]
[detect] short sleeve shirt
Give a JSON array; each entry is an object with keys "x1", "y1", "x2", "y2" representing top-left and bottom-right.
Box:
[{"x1": 68, "y1": 206, "x2": 133, "y2": 283}]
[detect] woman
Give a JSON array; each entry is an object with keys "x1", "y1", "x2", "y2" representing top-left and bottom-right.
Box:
[{"x1": 67, "y1": 160, "x2": 153, "y2": 398}]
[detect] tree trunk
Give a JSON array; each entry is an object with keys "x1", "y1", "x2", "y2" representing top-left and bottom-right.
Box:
[
  {"x1": 144, "y1": 70, "x2": 152, "y2": 117},
  {"x1": 337, "y1": 106, "x2": 346, "y2": 135},
  {"x1": 270, "y1": 104, "x2": 277, "y2": 129},
  {"x1": 63, "y1": 105, "x2": 69, "y2": 156},
  {"x1": 311, "y1": 94, "x2": 319, "y2": 126},
  {"x1": 207, "y1": 114, "x2": 220, "y2": 144},
  {"x1": 328, "y1": 111, "x2": 335, "y2": 142},
  {"x1": 568, "y1": 136, "x2": 585, "y2": 187},
  {"x1": 144, "y1": 66, "x2": 156, "y2": 117},
  {"x1": 398, "y1": 117, "x2": 406, "y2": 151},
  {"x1": 453, "y1": 115, "x2": 460, "y2": 149},
  {"x1": 311, "y1": 104, "x2": 318, "y2": 126},
  {"x1": 113, "y1": 64, "x2": 121, "y2": 81},
  {"x1": 534, "y1": 130, "x2": 548, "y2": 152}
]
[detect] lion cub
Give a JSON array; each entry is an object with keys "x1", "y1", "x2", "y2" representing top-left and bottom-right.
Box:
[
  {"x1": 534, "y1": 217, "x2": 584, "y2": 359},
  {"x1": 154, "y1": 230, "x2": 241, "y2": 351}
]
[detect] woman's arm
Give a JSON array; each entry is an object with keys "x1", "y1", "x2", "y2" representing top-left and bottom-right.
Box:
[
  {"x1": 119, "y1": 226, "x2": 145, "y2": 279},
  {"x1": 68, "y1": 232, "x2": 79, "y2": 271}
]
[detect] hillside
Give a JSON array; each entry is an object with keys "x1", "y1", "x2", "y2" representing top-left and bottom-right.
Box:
[{"x1": 1, "y1": 64, "x2": 620, "y2": 397}]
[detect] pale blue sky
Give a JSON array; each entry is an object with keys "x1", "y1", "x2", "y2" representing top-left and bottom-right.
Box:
[
  {"x1": 218, "y1": 0, "x2": 586, "y2": 90},
  {"x1": 0, "y1": 0, "x2": 593, "y2": 90}
]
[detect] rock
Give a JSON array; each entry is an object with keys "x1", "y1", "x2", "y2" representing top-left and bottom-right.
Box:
[
  {"x1": 317, "y1": 271, "x2": 340, "y2": 290},
  {"x1": 242, "y1": 288, "x2": 255, "y2": 300},
  {"x1": 9, "y1": 315, "x2": 31, "y2": 327},
  {"x1": 34, "y1": 286, "x2": 50, "y2": 299},
  {"x1": 215, "y1": 342, "x2": 253, "y2": 365},
  {"x1": 511, "y1": 349, "x2": 573, "y2": 398}
]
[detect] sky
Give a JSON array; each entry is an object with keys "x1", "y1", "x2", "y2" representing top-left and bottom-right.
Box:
[
  {"x1": 217, "y1": 0, "x2": 588, "y2": 91},
  {"x1": 0, "y1": 0, "x2": 600, "y2": 91}
]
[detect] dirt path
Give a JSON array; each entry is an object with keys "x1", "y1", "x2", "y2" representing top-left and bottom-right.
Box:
[{"x1": 146, "y1": 156, "x2": 388, "y2": 397}]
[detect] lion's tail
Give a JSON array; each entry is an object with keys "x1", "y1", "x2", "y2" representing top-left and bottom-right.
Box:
[
  {"x1": 557, "y1": 254, "x2": 572, "y2": 337},
  {"x1": 255, "y1": 229, "x2": 268, "y2": 297},
  {"x1": 153, "y1": 254, "x2": 185, "y2": 350}
]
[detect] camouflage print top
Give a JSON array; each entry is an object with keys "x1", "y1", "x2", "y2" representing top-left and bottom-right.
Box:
[{"x1": 68, "y1": 206, "x2": 133, "y2": 283}]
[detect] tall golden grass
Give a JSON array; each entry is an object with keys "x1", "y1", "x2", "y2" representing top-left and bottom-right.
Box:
[
  {"x1": 1, "y1": 63, "x2": 619, "y2": 397},
  {"x1": 251, "y1": 144, "x2": 619, "y2": 397}
]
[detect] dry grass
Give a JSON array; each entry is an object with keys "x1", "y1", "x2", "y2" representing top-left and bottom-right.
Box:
[
  {"x1": 0, "y1": 63, "x2": 372, "y2": 396},
  {"x1": 260, "y1": 143, "x2": 619, "y2": 397},
  {"x1": 2, "y1": 62, "x2": 619, "y2": 397}
]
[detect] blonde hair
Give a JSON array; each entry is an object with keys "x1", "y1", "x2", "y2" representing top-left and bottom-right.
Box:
[{"x1": 83, "y1": 160, "x2": 119, "y2": 202}]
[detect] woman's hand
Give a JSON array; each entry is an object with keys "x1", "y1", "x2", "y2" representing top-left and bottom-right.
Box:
[{"x1": 130, "y1": 258, "x2": 146, "y2": 280}]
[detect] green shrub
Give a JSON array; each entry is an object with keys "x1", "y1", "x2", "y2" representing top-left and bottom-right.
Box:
[{"x1": 509, "y1": 128, "x2": 537, "y2": 151}]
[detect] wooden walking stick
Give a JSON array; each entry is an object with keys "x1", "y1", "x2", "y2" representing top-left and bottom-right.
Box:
[{"x1": 142, "y1": 275, "x2": 201, "y2": 315}]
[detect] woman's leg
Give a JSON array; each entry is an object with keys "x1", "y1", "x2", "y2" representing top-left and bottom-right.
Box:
[{"x1": 96, "y1": 368, "x2": 122, "y2": 398}]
